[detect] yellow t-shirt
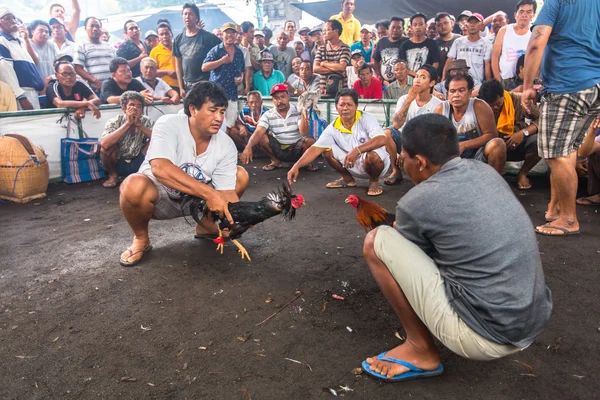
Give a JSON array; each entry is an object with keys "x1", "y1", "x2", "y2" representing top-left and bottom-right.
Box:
[
  {"x1": 0, "y1": 81, "x2": 17, "y2": 112},
  {"x1": 149, "y1": 43, "x2": 178, "y2": 88},
  {"x1": 330, "y1": 13, "x2": 361, "y2": 47}
]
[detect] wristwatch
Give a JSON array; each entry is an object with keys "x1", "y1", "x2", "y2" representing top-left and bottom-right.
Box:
[
  {"x1": 522, "y1": 127, "x2": 530, "y2": 137},
  {"x1": 293, "y1": 89, "x2": 299, "y2": 96}
]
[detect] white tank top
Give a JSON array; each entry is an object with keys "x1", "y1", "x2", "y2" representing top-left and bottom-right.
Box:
[
  {"x1": 441, "y1": 98, "x2": 482, "y2": 158},
  {"x1": 499, "y1": 24, "x2": 531, "y2": 79}
]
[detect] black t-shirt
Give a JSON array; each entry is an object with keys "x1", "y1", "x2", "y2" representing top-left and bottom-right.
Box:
[
  {"x1": 116, "y1": 39, "x2": 148, "y2": 78},
  {"x1": 399, "y1": 38, "x2": 440, "y2": 73},
  {"x1": 101, "y1": 78, "x2": 146, "y2": 103},
  {"x1": 435, "y1": 34, "x2": 461, "y2": 75},
  {"x1": 45, "y1": 80, "x2": 94, "y2": 108},
  {"x1": 173, "y1": 29, "x2": 221, "y2": 85},
  {"x1": 372, "y1": 36, "x2": 409, "y2": 82}
]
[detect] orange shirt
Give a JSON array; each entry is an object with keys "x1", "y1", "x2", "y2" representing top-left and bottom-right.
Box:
[{"x1": 149, "y1": 43, "x2": 178, "y2": 87}]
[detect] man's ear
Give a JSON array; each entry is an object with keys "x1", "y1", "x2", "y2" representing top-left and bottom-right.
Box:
[{"x1": 416, "y1": 154, "x2": 428, "y2": 171}]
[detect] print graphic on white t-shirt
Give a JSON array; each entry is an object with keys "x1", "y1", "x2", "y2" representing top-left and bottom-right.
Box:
[
  {"x1": 405, "y1": 48, "x2": 430, "y2": 72},
  {"x1": 164, "y1": 162, "x2": 210, "y2": 197},
  {"x1": 380, "y1": 47, "x2": 401, "y2": 81}
]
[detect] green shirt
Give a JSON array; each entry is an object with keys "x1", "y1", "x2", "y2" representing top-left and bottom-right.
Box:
[{"x1": 252, "y1": 70, "x2": 285, "y2": 96}]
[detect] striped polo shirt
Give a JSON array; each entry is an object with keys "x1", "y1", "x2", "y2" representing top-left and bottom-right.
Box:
[
  {"x1": 74, "y1": 39, "x2": 116, "y2": 83},
  {"x1": 257, "y1": 104, "x2": 302, "y2": 145},
  {"x1": 314, "y1": 43, "x2": 351, "y2": 91}
]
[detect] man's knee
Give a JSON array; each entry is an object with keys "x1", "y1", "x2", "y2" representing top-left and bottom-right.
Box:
[
  {"x1": 236, "y1": 166, "x2": 249, "y2": 192},
  {"x1": 120, "y1": 174, "x2": 155, "y2": 204},
  {"x1": 485, "y1": 138, "x2": 506, "y2": 157},
  {"x1": 322, "y1": 149, "x2": 334, "y2": 161},
  {"x1": 101, "y1": 145, "x2": 119, "y2": 159},
  {"x1": 365, "y1": 150, "x2": 383, "y2": 167},
  {"x1": 362, "y1": 227, "x2": 379, "y2": 258},
  {"x1": 303, "y1": 137, "x2": 315, "y2": 150}
]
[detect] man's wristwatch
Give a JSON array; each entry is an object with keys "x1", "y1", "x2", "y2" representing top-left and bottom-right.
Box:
[
  {"x1": 293, "y1": 89, "x2": 299, "y2": 96},
  {"x1": 522, "y1": 127, "x2": 530, "y2": 137}
]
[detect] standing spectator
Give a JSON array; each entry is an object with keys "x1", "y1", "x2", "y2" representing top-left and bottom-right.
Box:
[
  {"x1": 235, "y1": 25, "x2": 254, "y2": 95},
  {"x1": 239, "y1": 21, "x2": 255, "y2": 49},
  {"x1": 48, "y1": 1, "x2": 80, "y2": 41},
  {"x1": 150, "y1": 22, "x2": 178, "y2": 92},
  {"x1": 283, "y1": 20, "x2": 298, "y2": 43},
  {"x1": 74, "y1": 17, "x2": 116, "y2": 92},
  {"x1": 241, "y1": 22, "x2": 261, "y2": 70},
  {"x1": 136, "y1": 57, "x2": 180, "y2": 104},
  {"x1": 101, "y1": 57, "x2": 152, "y2": 104},
  {"x1": 0, "y1": 7, "x2": 44, "y2": 110},
  {"x1": 576, "y1": 127, "x2": 600, "y2": 206},
  {"x1": 253, "y1": 52, "x2": 285, "y2": 96},
  {"x1": 263, "y1": 27, "x2": 273, "y2": 47},
  {"x1": 354, "y1": 64, "x2": 382, "y2": 99},
  {"x1": 346, "y1": 49, "x2": 364, "y2": 88},
  {"x1": 173, "y1": 2, "x2": 221, "y2": 98},
  {"x1": 492, "y1": 0, "x2": 536, "y2": 90},
  {"x1": 399, "y1": 13, "x2": 440, "y2": 78},
  {"x1": 100, "y1": 28, "x2": 110, "y2": 43},
  {"x1": 117, "y1": 20, "x2": 148, "y2": 78},
  {"x1": 308, "y1": 26, "x2": 325, "y2": 61},
  {"x1": 297, "y1": 26, "x2": 314, "y2": 61},
  {"x1": 443, "y1": 13, "x2": 492, "y2": 87},
  {"x1": 46, "y1": 58, "x2": 101, "y2": 118},
  {"x1": 49, "y1": 17, "x2": 75, "y2": 58},
  {"x1": 373, "y1": 17, "x2": 408, "y2": 84},
  {"x1": 488, "y1": 12, "x2": 509, "y2": 43},
  {"x1": 287, "y1": 57, "x2": 302, "y2": 87},
  {"x1": 350, "y1": 25, "x2": 374, "y2": 62},
  {"x1": 253, "y1": 30, "x2": 268, "y2": 56},
  {"x1": 293, "y1": 41, "x2": 305, "y2": 59},
  {"x1": 374, "y1": 20, "x2": 390, "y2": 41},
  {"x1": 212, "y1": 28, "x2": 222, "y2": 40},
  {"x1": 456, "y1": 10, "x2": 470, "y2": 36},
  {"x1": 230, "y1": 90, "x2": 268, "y2": 150},
  {"x1": 29, "y1": 20, "x2": 57, "y2": 81},
  {"x1": 330, "y1": 0, "x2": 360, "y2": 46},
  {"x1": 290, "y1": 60, "x2": 321, "y2": 96},
  {"x1": 434, "y1": 12, "x2": 461, "y2": 76},
  {"x1": 522, "y1": 0, "x2": 600, "y2": 236},
  {"x1": 144, "y1": 30, "x2": 159, "y2": 53},
  {"x1": 202, "y1": 23, "x2": 246, "y2": 135},
  {"x1": 426, "y1": 19, "x2": 437, "y2": 40},
  {"x1": 385, "y1": 60, "x2": 412, "y2": 99},
  {"x1": 314, "y1": 19, "x2": 351, "y2": 97},
  {"x1": 270, "y1": 32, "x2": 296, "y2": 79}
]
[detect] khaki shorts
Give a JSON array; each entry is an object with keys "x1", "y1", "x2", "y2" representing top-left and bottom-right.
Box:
[
  {"x1": 330, "y1": 143, "x2": 390, "y2": 180},
  {"x1": 226, "y1": 100, "x2": 239, "y2": 129},
  {"x1": 373, "y1": 225, "x2": 523, "y2": 361},
  {"x1": 141, "y1": 171, "x2": 197, "y2": 220}
]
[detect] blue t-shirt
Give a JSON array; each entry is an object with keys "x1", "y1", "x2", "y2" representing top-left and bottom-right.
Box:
[
  {"x1": 534, "y1": 0, "x2": 600, "y2": 94},
  {"x1": 350, "y1": 41, "x2": 373, "y2": 62},
  {"x1": 203, "y1": 43, "x2": 245, "y2": 101},
  {"x1": 252, "y1": 70, "x2": 285, "y2": 96}
]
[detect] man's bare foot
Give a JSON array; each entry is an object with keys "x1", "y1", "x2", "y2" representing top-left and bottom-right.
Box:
[
  {"x1": 544, "y1": 203, "x2": 560, "y2": 222},
  {"x1": 516, "y1": 174, "x2": 531, "y2": 190},
  {"x1": 103, "y1": 176, "x2": 119, "y2": 188},
  {"x1": 365, "y1": 341, "x2": 441, "y2": 379},
  {"x1": 535, "y1": 218, "x2": 580, "y2": 236}
]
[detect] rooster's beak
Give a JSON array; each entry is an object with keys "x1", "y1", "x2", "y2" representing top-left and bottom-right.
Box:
[{"x1": 344, "y1": 199, "x2": 349, "y2": 203}]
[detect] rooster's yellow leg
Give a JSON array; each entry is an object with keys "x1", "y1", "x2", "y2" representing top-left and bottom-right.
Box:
[
  {"x1": 231, "y1": 239, "x2": 251, "y2": 261},
  {"x1": 215, "y1": 228, "x2": 224, "y2": 255}
]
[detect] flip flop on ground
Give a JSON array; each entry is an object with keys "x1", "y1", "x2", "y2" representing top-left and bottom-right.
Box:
[
  {"x1": 535, "y1": 223, "x2": 580, "y2": 236},
  {"x1": 103, "y1": 178, "x2": 118, "y2": 188},
  {"x1": 361, "y1": 352, "x2": 444, "y2": 382},
  {"x1": 516, "y1": 182, "x2": 532, "y2": 190},
  {"x1": 325, "y1": 178, "x2": 356, "y2": 188},
  {"x1": 262, "y1": 163, "x2": 283, "y2": 171},
  {"x1": 367, "y1": 182, "x2": 383, "y2": 196},
  {"x1": 304, "y1": 163, "x2": 318, "y2": 172},
  {"x1": 384, "y1": 174, "x2": 402, "y2": 185},
  {"x1": 576, "y1": 197, "x2": 600, "y2": 206},
  {"x1": 119, "y1": 245, "x2": 153, "y2": 267}
]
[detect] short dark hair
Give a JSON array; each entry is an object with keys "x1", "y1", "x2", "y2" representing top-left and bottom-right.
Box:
[
  {"x1": 335, "y1": 88, "x2": 358, "y2": 106},
  {"x1": 516, "y1": 54, "x2": 525, "y2": 73},
  {"x1": 417, "y1": 64, "x2": 438, "y2": 84},
  {"x1": 182, "y1": 2, "x2": 200, "y2": 20},
  {"x1": 358, "y1": 64, "x2": 372, "y2": 75},
  {"x1": 445, "y1": 73, "x2": 475, "y2": 90},
  {"x1": 123, "y1": 19, "x2": 137, "y2": 32},
  {"x1": 390, "y1": 16, "x2": 403, "y2": 24},
  {"x1": 410, "y1": 13, "x2": 427, "y2": 25},
  {"x1": 157, "y1": 22, "x2": 172, "y2": 33},
  {"x1": 120, "y1": 91, "x2": 144, "y2": 110},
  {"x1": 284, "y1": 20, "x2": 296, "y2": 28},
  {"x1": 49, "y1": 3, "x2": 64, "y2": 12},
  {"x1": 327, "y1": 19, "x2": 343, "y2": 36},
  {"x1": 434, "y1": 12, "x2": 452, "y2": 23},
  {"x1": 54, "y1": 60, "x2": 73, "y2": 73},
  {"x1": 478, "y1": 79, "x2": 505, "y2": 104},
  {"x1": 262, "y1": 27, "x2": 273, "y2": 40},
  {"x1": 156, "y1": 18, "x2": 170, "y2": 26},
  {"x1": 240, "y1": 21, "x2": 254, "y2": 33},
  {"x1": 516, "y1": 0, "x2": 537, "y2": 13},
  {"x1": 403, "y1": 114, "x2": 459, "y2": 165},
  {"x1": 28, "y1": 20, "x2": 51, "y2": 35},
  {"x1": 375, "y1": 20, "x2": 390, "y2": 30},
  {"x1": 300, "y1": 60, "x2": 312, "y2": 69},
  {"x1": 109, "y1": 57, "x2": 129, "y2": 73},
  {"x1": 84, "y1": 17, "x2": 101, "y2": 29},
  {"x1": 184, "y1": 81, "x2": 229, "y2": 117}
]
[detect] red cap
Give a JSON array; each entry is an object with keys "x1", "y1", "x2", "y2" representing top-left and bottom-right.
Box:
[
  {"x1": 270, "y1": 83, "x2": 288, "y2": 95},
  {"x1": 469, "y1": 13, "x2": 484, "y2": 22}
]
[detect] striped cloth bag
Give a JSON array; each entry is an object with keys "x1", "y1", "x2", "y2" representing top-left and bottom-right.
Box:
[{"x1": 60, "y1": 115, "x2": 105, "y2": 184}]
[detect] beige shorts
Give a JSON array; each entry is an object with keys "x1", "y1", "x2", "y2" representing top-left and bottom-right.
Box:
[
  {"x1": 330, "y1": 144, "x2": 390, "y2": 179},
  {"x1": 140, "y1": 171, "x2": 199, "y2": 220},
  {"x1": 373, "y1": 225, "x2": 524, "y2": 361},
  {"x1": 226, "y1": 100, "x2": 239, "y2": 129}
]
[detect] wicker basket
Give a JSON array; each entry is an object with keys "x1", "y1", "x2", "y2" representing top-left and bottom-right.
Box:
[{"x1": 0, "y1": 134, "x2": 49, "y2": 203}]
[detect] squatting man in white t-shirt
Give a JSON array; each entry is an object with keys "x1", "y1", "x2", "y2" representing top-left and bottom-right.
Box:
[
  {"x1": 118, "y1": 82, "x2": 249, "y2": 266},
  {"x1": 288, "y1": 88, "x2": 390, "y2": 197}
]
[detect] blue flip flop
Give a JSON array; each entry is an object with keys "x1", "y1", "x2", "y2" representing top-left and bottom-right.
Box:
[{"x1": 361, "y1": 352, "x2": 444, "y2": 382}]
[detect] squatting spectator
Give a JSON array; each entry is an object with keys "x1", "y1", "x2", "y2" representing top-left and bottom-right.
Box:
[
  {"x1": 230, "y1": 90, "x2": 268, "y2": 150},
  {"x1": 74, "y1": 17, "x2": 116, "y2": 92}
]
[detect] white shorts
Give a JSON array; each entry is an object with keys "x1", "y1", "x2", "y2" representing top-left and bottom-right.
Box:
[
  {"x1": 330, "y1": 144, "x2": 390, "y2": 179},
  {"x1": 226, "y1": 100, "x2": 238, "y2": 129},
  {"x1": 374, "y1": 225, "x2": 524, "y2": 361}
]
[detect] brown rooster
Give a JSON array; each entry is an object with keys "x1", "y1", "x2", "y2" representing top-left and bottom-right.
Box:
[{"x1": 345, "y1": 195, "x2": 396, "y2": 232}]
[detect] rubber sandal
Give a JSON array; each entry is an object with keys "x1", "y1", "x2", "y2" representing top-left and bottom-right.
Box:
[
  {"x1": 103, "y1": 179, "x2": 118, "y2": 188},
  {"x1": 305, "y1": 163, "x2": 319, "y2": 172},
  {"x1": 383, "y1": 174, "x2": 402, "y2": 185},
  {"x1": 535, "y1": 223, "x2": 580, "y2": 236},
  {"x1": 325, "y1": 178, "x2": 356, "y2": 188},
  {"x1": 516, "y1": 183, "x2": 532, "y2": 190},
  {"x1": 361, "y1": 352, "x2": 444, "y2": 382},
  {"x1": 262, "y1": 163, "x2": 283, "y2": 171},
  {"x1": 119, "y1": 245, "x2": 153, "y2": 267},
  {"x1": 367, "y1": 183, "x2": 383, "y2": 196},
  {"x1": 576, "y1": 197, "x2": 600, "y2": 206}
]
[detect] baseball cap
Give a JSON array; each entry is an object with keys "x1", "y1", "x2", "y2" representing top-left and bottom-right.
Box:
[
  {"x1": 308, "y1": 26, "x2": 323, "y2": 36},
  {"x1": 270, "y1": 83, "x2": 288, "y2": 95},
  {"x1": 351, "y1": 49, "x2": 364, "y2": 58},
  {"x1": 457, "y1": 10, "x2": 472, "y2": 19},
  {"x1": 468, "y1": 13, "x2": 484, "y2": 22},
  {"x1": 298, "y1": 26, "x2": 310, "y2": 34},
  {"x1": 259, "y1": 52, "x2": 274, "y2": 62},
  {"x1": 359, "y1": 24, "x2": 371, "y2": 32},
  {"x1": 221, "y1": 22, "x2": 237, "y2": 32},
  {"x1": 49, "y1": 17, "x2": 65, "y2": 27},
  {"x1": 144, "y1": 30, "x2": 158, "y2": 39},
  {"x1": 254, "y1": 30, "x2": 265, "y2": 37}
]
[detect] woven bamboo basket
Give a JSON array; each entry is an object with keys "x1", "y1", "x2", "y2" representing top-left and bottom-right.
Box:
[{"x1": 0, "y1": 134, "x2": 49, "y2": 203}]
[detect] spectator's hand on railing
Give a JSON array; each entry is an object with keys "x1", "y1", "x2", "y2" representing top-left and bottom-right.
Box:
[
  {"x1": 141, "y1": 90, "x2": 154, "y2": 105},
  {"x1": 87, "y1": 103, "x2": 101, "y2": 119}
]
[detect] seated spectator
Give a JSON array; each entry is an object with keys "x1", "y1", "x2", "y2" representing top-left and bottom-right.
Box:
[
  {"x1": 74, "y1": 17, "x2": 116, "y2": 92},
  {"x1": 116, "y1": 20, "x2": 148, "y2": 78},
  {"x1": 271, "y1": 32, "x2": 296, "y2": 79},
  {"x1": 253, "y1": 52, "x2": 285, "y2": 96},
  {"x1": 287, "y1": 57, "x2": 302, "y2": 87},
  {"x1": 350, "y1": 24, "x2": 374, "y2": 61},
  {"x1": 240, "y1": 84, "x2": 317, "y2": 172},
  {"x1": 346, "y1": 49, "x2": 364, "y2": 88},
  {"x1": 101, "y1": 57, "x2": 152, "y2": 104},
  {"x1": 136, "y1": 57, "x2": 180, "y2": 104},
  {"x1": 144, "y1": 30, "x2": 159, "y2": 53},
  {"x1": 0, "y1": 81, "x2": 17, "y2": 112},
  {"x1": 353, "y1": 64, "x2": 382, "y2": 99},
  {"x1": 479, "y1": 79, "x2": 541, "y2": 189},
  {"x1": 150, "y1": 22, "x2": 178, "y2": 92},
  {"x1": 290, "y1": 60, "x2": 321, "y2": 96},
  {"x1": 45, "y1": 58, "x2": 101, "y2": 119},
  {"x1": 360, "y1": 113, "x2": 551, "y2": 383},
  {"x1": 230, "y1": 90, "x2": 268, "y2": 150},
  {"x1": 100, "y1": 91, "x2": 154, "y2": 188},
  {"x1": 29, "y1": 20, "x2": 57, "y2": 81},
  {"x1": 509, "y1": 54, "x2": 526, "y2": 93},
  {"x1": 49, "y1": 17, "x2": 75, "y2": 58},
  {"x1": 576, "y1": 125, "x2": 600, "y2": 206},
  {"x1": 287, "y1": 88, "x2": 390, "y2": 197},
  {"x1": 384, "y1": 60, "x2": 412, "y2": 100},
  {"x1": 434, "y1": 74, "x2": 506, "y2": 174},
  {"x1": 0, "y1": 7, "x2": 44, "y2": 110},
  {"x1": 434, "y1": 59, "x2": 472, "y2": 100}
]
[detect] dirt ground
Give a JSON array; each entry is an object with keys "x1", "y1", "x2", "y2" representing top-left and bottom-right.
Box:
[{"x1": 1, "y1": 160, "x2": 599, "y2": 400}]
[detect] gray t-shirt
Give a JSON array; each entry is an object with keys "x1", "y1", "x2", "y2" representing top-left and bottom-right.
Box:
[
  {"x1": 269, "y1": 46, "x2": 297, "y2": 79},
  {"x1": 447, "y1": 36, "x2": 493, "y2": 86},
  {"x1": 395, "y1": 157, "x2": 552, "y2": 347}
]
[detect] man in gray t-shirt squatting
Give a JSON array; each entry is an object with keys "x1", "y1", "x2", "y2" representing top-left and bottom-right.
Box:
[{"x1": 360, "y1": 113, "x2": 552, "y2": 382}]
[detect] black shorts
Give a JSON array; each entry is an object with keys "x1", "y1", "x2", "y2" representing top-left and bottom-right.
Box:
[{"x1": 268, "y1": 135, "x2": 306, "y2": 162}]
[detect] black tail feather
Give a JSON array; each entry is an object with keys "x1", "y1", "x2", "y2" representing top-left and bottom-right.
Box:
[{"x1": 180, "y1": 196, "x2": 207, "y2": 226}]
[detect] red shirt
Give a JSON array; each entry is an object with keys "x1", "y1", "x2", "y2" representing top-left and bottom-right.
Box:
[{"x1": 353, "y1": 76, "x2": 383, "y2": 99}]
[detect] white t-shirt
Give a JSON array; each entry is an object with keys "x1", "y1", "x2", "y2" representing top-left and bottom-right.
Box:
[
  {"x1": 140, "y1": 114, "x2": 238, "y2": 198},
  {"x1": 346, "y1": 66, "x2": 359, "y2": 88},
  {"x1": 136, "y1": 76, "x2": 172, "y2": 97},
  {"x1": 314, "y1": 111, "x2": 385, "y2": 153},
  {"x1": 447, "y1": 36, "x2": 493, "y2": 86},
  {"x1": 394, "y1": 95, "x2": 442, "y2": 130}
]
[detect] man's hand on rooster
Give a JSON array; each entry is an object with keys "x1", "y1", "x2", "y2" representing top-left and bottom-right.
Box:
[{"x1": 205, "y1": 192, "x2": 233, "y2": 224}]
